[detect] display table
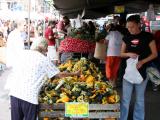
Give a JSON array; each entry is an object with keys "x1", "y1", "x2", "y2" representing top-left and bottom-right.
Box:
[{"x1": 39, "y1": 103, "x2": 120, "y2": 120}]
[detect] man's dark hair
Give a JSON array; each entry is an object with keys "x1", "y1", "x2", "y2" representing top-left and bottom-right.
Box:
[
  {"x1": 63, "y1": 16, "x2": 70, "y2": 25},
  {"x1": 109, "y1": 24, "x2": 117, "y2": 31},
  {"x1": 48, "y1": 20, "x2": 56, "y2": 26},
  {"x1": 63, "y1": 16, "x2": 69, "y2": 20},
  {"x1": 127, "y1": 15, "x2": 140, "y2": 24}
]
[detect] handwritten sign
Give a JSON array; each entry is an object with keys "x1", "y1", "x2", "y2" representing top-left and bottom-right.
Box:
[
  {"x1": 65, "y1": 102, "x2": 89, "y2": 118},
  {"x1": 114, "y1": 6, "x2": 125, "y2": 13}
]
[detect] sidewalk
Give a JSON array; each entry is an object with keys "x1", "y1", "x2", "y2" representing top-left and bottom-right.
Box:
[
  {"x1": 0, "y1": 67, "x2": 11, "y2": 120},
  {"x1": 0, "y1": 100, "x2": 10, "y2": 120}
]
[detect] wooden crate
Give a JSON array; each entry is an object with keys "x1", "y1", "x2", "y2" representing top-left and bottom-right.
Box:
[{"x1": 39, "y1": 103, "x2": 120, "y2": 120}]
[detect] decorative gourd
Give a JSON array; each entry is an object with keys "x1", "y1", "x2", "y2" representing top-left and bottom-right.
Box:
[{"x1": 56, "y1": 92, "x2": 70, "y2": 103}]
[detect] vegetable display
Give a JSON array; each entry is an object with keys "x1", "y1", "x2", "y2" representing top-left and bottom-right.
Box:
[
  {"x1": 39, "y1": 58, "x2": 120, "y2": 104},
  {"x1": 59, "y1": 37, "x2": 95, "y2": 53}
]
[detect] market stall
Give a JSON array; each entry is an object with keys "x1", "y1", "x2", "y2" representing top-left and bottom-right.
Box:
[
  {"x1": 38, "y1": 58, "x2": 120, "y2": 120},
  {"x1": 58, "y1": 26, "x2": 97, "y2": 63}
]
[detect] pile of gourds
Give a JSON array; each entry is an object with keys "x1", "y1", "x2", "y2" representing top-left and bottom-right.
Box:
[{"x1": 39, "y1": 58, "x2": 120, "y2": 104}]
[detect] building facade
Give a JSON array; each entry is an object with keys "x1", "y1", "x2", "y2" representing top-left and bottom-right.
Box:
[{"x1": 0, "y1": 0, "x2": 51, "y2": 13}]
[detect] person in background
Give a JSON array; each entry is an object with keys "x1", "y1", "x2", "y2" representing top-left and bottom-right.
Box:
[
  {"x1": 88, "y1": 21, "x2": 96, "y2": 36},
  {"x1": 105, "y1": 24, "x2": 123, "y2": 87},
  {"x1": 116, "y1": 18, "x2": 129, "y2": 87},
  {"x1": 0, "y1": 31, "x2": 6, "y2": 68},
  {"x1": 64, "y1": 16, "x2": 71, "y2": 35},
  {"x1": 151, "y1": 30, "x2": 160, "y2": 91},
  {"x1": 2, "y1": 21, "x2": 10, "y2": 40},
  {"x1": 45, "y1": 20, "x2": 58, "y2": 64},
  {"x1": 56, "y1": 16, "x2": 71, "y2": 64},
  {"x1": 36, "y1": 21, "x2": 43, "y2": 37},
  {"x1": 56, "y1": 16, "x2": 71, "y2": 39},
  {"x1": 6, "y1": 38, "x2": 80, "y2": 120},
  {"x1": 153, "y1": 30, "x2": 160, "y2": 71},
  {"x1": 21, "y1": 24, "x2": 28, "y2": 49},
  {"x1": 6, "y1": 21, "x2": 25, "y2": 68},
  {"x1": 120, "y1": 15, "x2": 157, "y2": 120},
  {"x1": 113, "y1": 16, "x2": 120, "y2": 26},
  {"x1": 0, "y1": 31, "x2": 6, "y2": 47},
  {"x1": 30, "y1": 21, "x2": 35, "y2": 38},
  {"x1": 81, "y1": 22, "x2": 89, "y2": 31}
]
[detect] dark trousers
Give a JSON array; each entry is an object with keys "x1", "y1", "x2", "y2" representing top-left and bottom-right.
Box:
[{"x1": 10, "y1": 96, "x2": 39, "y2": 120}]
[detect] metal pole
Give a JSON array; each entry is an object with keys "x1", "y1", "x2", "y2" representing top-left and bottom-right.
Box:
[
  {"x1": 27, "y1": 0, "x2": 31, "y2": 49},
  {"x1": 43, "y1": 0, "x2": 46, "y2": 37}
]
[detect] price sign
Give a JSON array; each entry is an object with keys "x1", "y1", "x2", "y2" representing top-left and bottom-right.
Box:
[
  {"x1": 114, "y1": 5, "x2": 125, "y2": 13},
  {"x1": 65, "y1": 102, "x2": 89, "y2": 118},
  {"x1": 150, "y1": 21, "x2": 160, "y2": 30}
]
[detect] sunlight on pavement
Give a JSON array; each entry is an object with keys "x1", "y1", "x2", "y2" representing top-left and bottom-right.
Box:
[{"x1": 0, "y1": 68, "x2": 11, "y2": 120}]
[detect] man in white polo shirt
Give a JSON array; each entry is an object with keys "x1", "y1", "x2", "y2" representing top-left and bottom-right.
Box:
[{"x1": 7, "y1": 37, "x2": 79, "y2": 120}]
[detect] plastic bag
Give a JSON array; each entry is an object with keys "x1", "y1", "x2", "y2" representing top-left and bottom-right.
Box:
[
  {"x1": 123, "y1": 57, "x2": 143, "y2": 84},
  {"x1": 146, "y1": 66, "x2": 160, "y2": 85}
]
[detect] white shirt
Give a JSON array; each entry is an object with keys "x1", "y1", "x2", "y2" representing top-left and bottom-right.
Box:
[
  {"x1": 6, "y1": 29, "x2": 25, "y2": 68},
  {"x1": 7, "y1": 50, "x2": 60, "y2": 104},
  {"x1": 105, "y1": 31, "x2": 123, "y2": 56}
]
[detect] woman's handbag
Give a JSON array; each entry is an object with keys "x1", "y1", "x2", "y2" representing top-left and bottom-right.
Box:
[{"x1": 94, "y1": 42, "x2": 106, "y2": 60}]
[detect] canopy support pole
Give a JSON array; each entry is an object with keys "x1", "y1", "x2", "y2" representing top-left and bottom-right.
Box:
[{"x1": 27, "y1": 0, "x2": 31, "y2": 49}]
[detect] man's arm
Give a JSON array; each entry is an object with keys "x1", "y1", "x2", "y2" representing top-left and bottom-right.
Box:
[{"x1": 137, "y1": 40, "x2": 158, "y2": 69}]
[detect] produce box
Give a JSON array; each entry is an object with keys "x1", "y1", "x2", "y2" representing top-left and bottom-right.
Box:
[{"x1": 39, "y1": 103, "x2": 120, "y2": 120}]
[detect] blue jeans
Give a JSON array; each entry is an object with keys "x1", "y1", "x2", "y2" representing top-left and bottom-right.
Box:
[{"x1": 120, "y1": 79, "x2": 148, "y2": 120}]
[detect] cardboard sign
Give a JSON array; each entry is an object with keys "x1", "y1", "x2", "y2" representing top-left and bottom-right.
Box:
[
  {"x1": 65, "y1": 102, "x2": 89, "y2": 118},
  {"x1": 114, "y1": 6, "x2": 125, "y2": 13}
]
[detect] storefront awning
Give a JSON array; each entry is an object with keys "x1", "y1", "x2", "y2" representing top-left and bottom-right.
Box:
[{"x1": 53, "y1": 0, "x2": 160, "y2": 19}]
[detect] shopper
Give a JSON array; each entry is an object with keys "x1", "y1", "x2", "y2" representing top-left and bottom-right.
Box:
[
  {"x1": 7, "y1": 38, "x2": 80, "y2": 120},
  {"x1": 6, "y1": 21, "x2": 25, "y2": 68},
  {"x1": 45, "y1": 20, "x2": 58, "y2": 64},
  {"x1": 105, "y1": 24, "x2": 123, "y2": 87},
  {"x1": 120, "y1": 15, "x2": 157, "y2": 120}
]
